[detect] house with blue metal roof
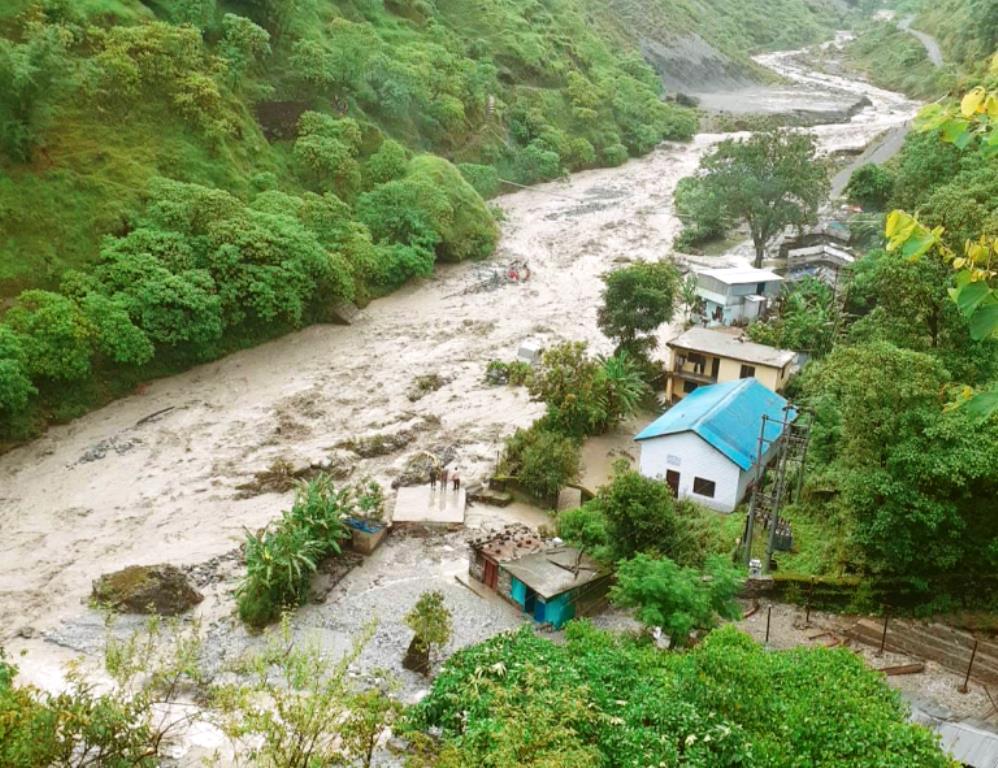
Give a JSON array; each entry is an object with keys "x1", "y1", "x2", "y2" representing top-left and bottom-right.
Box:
[{"x1": 634, "y1": 379, "x2": 794, "y2": 512}]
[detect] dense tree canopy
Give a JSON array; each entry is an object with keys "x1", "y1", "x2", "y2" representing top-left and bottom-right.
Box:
[{"x1": 409, "y1": 623, "x2": 953, "y2": 768}]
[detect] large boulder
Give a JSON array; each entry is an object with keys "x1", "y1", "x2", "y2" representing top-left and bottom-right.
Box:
[{"x1": 92, "y1": 564, "x2": 203, "y2": 616}]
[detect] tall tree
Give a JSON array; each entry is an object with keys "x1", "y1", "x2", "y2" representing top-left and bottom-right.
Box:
[
  {"x1": 697, "y1": 130, "x2": 829, "y2": 267},
  {"x1": 597, "y1": 260, "x2": 679, "y2": 356}
]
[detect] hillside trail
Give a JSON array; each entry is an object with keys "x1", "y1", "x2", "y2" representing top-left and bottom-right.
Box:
[
  {"x1": 899, "y1": 14, "x2": 945, "y2": 68},
  {"x1": 0, "y1": 36, "x2": 919, "y2": 684}
]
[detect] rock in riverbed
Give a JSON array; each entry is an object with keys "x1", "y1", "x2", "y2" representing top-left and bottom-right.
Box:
[{"x1": 92, "y1": 564, "x2": 203, "y2": 615}]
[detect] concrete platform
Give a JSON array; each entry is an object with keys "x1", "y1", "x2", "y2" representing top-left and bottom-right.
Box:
[{"x1": 392, "y1": 485, "x2": 466, "y2": 525}]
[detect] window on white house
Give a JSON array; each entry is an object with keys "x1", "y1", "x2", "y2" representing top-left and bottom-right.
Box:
[
  {"x1": 693, "y1": 477, "x2": 716, "y2": 498},
  {"x1": 740, "y1": 364, "x2": 756, "y2": 379}
]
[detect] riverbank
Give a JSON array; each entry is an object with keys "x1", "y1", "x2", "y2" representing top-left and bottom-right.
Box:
[{"x1": 1, "y1": 36, "x2": 924, "y2": 757}]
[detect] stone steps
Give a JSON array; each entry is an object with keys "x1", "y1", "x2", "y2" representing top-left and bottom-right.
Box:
[{"x1": 846, "y1": 618, "x2": 998, "y2": 684}]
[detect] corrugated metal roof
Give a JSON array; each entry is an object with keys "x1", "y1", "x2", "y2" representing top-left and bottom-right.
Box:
[
  {"x1": 668, "y1": 327, "x2": 796, "y2": 367},
  {"x1": 500, "y1": 547, "x2": 607, "y2": 599},
  {"x1": 910, "y1": 704, "x2": 998, "y2": 768},
  {"x1": 634, "y1": 379, "x2": 793, "y2": 471}
]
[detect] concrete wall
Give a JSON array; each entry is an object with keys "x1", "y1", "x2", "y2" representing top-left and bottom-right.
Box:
[
  {"x1": 468, "y1": 547, "x2": 484, "y2": 581},
  {"x1": 638, "y1": 431, "x2": 744, "y2": 512}
]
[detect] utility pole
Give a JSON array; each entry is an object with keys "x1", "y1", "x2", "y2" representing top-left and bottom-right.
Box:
[{"x1": 744, "y1": 405, "x2": 812, "y2": 573}]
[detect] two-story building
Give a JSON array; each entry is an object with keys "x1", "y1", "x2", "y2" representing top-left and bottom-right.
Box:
[
  {"x1": 695, "y1": 267, "x2": 783, "y2": 325},
  {"x1": 665, "y1": 327, "x2": 795, "y2": 403}
]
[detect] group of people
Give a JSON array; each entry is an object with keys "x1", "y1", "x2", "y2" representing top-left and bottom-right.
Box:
[{"x1": 429, "y1": 465, "x2": 460, "y2": 492}]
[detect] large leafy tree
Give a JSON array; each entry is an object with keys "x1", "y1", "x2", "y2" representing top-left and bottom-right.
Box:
[
  {"x1": 597, "y1": 261, "x2": 679, "y2": 356},
  {"x1": 695, "y1": 129, "x2": 829, "y2": 267}
]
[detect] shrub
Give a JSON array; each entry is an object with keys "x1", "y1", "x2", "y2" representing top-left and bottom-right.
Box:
[
  {"x1": 403, "y1": 590, "x2": 453, "y2": 674},
  {"x1": 845, "y1": 163, "x2": 895, "y2": 210},
  {"x1": 237, "y1": 474, "x2": 357, "y2": 627},
  {"x1": 556, "y1": 505, "x2": 611, "y2": 560},
  {"x1": 610, "y1": 554, "x2": 744, "y2": 646},
  {"x1": 410, "y1": 623, "x2": 953, "y2": 767},
  {"x1": 365, "y1": 138, "x2": 409, "y2": 185},
  {"x1": 601, "y1": 143, "x2": 629, "y2": 167},
  {"x1": 484, "y1": 358, "x2": 532, "y2": 386},
  {"x1": 457, "y1": 162, "x2": 501, "y2": 198},
  {"x1": 499, "y1": 424, "x2": 581, "y2": 504}
]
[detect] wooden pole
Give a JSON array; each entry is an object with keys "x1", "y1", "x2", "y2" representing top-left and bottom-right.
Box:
[
  {"x1": 765, "y1": 605, "x2": 772, "y2": 645},
  {"x1": 877, "y1": 611, "x2": 889, "y2": 656},
  {"x1": 960, "y1": 639, "x2": 979, "y2": 694}
]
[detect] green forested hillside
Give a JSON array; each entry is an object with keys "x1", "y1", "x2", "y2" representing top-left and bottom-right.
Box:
[{"x1": 0, "y1": 0, "x2": 848, "y2": 438}]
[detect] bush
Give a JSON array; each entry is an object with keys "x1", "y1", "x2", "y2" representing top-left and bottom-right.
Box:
[
  {"x1": 484, "y1": 358, "x2": 532, "y2": 386},
  {"x1": 457, "y1": 163, "x2": 501, "y2": 199},
  {"x1": 845, "y1": 163, "x2": 895, "y2": 210},
  {"x1": 499, "y1": 424, "x2": 581, "y2": 504},
  {"x1": 556, "y1": 505, "x2": 611, "y2": 559},
  {"x1": 237, "y1": 474, "x2": 359, "y2": 627},
  {"x1": 410, "y1": 623, "x2": 953, "y2": 767},
  {"x1": 601, "y1": 143, "x2": 629, "y2": 167},
  {"x1": 611, "y1": 554, "x2": 743, "y2": 646},
  {"x1": 365, "y1": 138, "x2": 409, "y2": 186}
]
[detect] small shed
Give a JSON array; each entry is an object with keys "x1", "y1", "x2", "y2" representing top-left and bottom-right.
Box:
[
  {"x1": 499, "y1": 547, "x2": 610, "y2": 629},
  {"x1": 468, "y1": 525, "x2": 548, "y2": 592}
]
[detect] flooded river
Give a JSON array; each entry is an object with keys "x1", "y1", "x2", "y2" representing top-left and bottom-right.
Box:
[{"x1": 0, "y1": 37, "x2": 920, "y2": 692}]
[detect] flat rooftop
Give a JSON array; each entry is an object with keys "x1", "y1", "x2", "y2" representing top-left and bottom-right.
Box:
[
  {"x1": 697, "y1": 267, "x2": 783, "y2": 285},
  {"x1": 500, "y1": 547, "x2": 607, "y2": 599},
  {"x1": 668, "y1": 327, "x2": 796, "y2": 368},
  {"x1": 392, "y1": 485, "x2": 466, "y2": 525}
]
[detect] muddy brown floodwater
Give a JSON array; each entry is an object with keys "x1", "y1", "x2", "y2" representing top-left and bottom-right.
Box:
[{"x1": 1, "y1": 36, "x2": 918, "y2": 710}]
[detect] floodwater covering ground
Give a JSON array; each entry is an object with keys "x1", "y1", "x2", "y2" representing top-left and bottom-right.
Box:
[{"x1": 0, "y1": 34, "x2": 928, "y2": 762}]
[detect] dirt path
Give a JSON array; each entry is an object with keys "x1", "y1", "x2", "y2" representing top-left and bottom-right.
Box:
[{"x1": 0, "y1": 41, "x2": 920, "y2": 686}]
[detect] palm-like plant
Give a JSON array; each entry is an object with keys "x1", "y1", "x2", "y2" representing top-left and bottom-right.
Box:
[{"x1": 597, "y1": 352, "x2": 649, "y2": 429}]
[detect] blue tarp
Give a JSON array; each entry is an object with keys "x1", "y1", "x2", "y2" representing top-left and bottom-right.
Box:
[
  {"x1": 634, "y1": 379, "x2": 794, "y2": 471},
  {"x1": 344, "y1": 517, "x2": 385, "y2": 534}
]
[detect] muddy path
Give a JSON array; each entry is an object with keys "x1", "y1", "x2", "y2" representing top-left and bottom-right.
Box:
[{"x1": 1, "y1": 39, "x2": 920, "y2": 685}]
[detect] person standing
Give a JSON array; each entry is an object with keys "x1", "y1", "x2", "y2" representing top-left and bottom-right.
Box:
[
  {"x1": 429, "y1": 466, "x2": 437, "y2": 490},
  {"x1": 452, "y1": 472, "x2": 460, "y2": 492},
  {"x1": 440, "y1": 466, "x2": 449, "y2": 489}
]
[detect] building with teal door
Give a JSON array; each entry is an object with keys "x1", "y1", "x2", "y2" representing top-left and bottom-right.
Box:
[{"x1": 501, "y1": 547, "x2": 609, "y2": 629}]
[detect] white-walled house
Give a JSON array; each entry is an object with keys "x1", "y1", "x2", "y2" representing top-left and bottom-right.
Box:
[
  {"x1": 634, "y1": 379, "x2": 793, "y2": 513},
  {"x1": 695, "y1": 267, "x2": 783, "y2": 326}
]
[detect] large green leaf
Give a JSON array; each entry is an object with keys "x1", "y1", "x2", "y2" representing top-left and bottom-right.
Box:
[
  {"x1": 954, "y1": 280, "x2": 991, "y2": 317},
  {"x1": 965, "y1": 389, "x2": 998, "y2": 420},
  {"x1": 969, "y1": 298, "x2": 998, "y2": 340}
]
